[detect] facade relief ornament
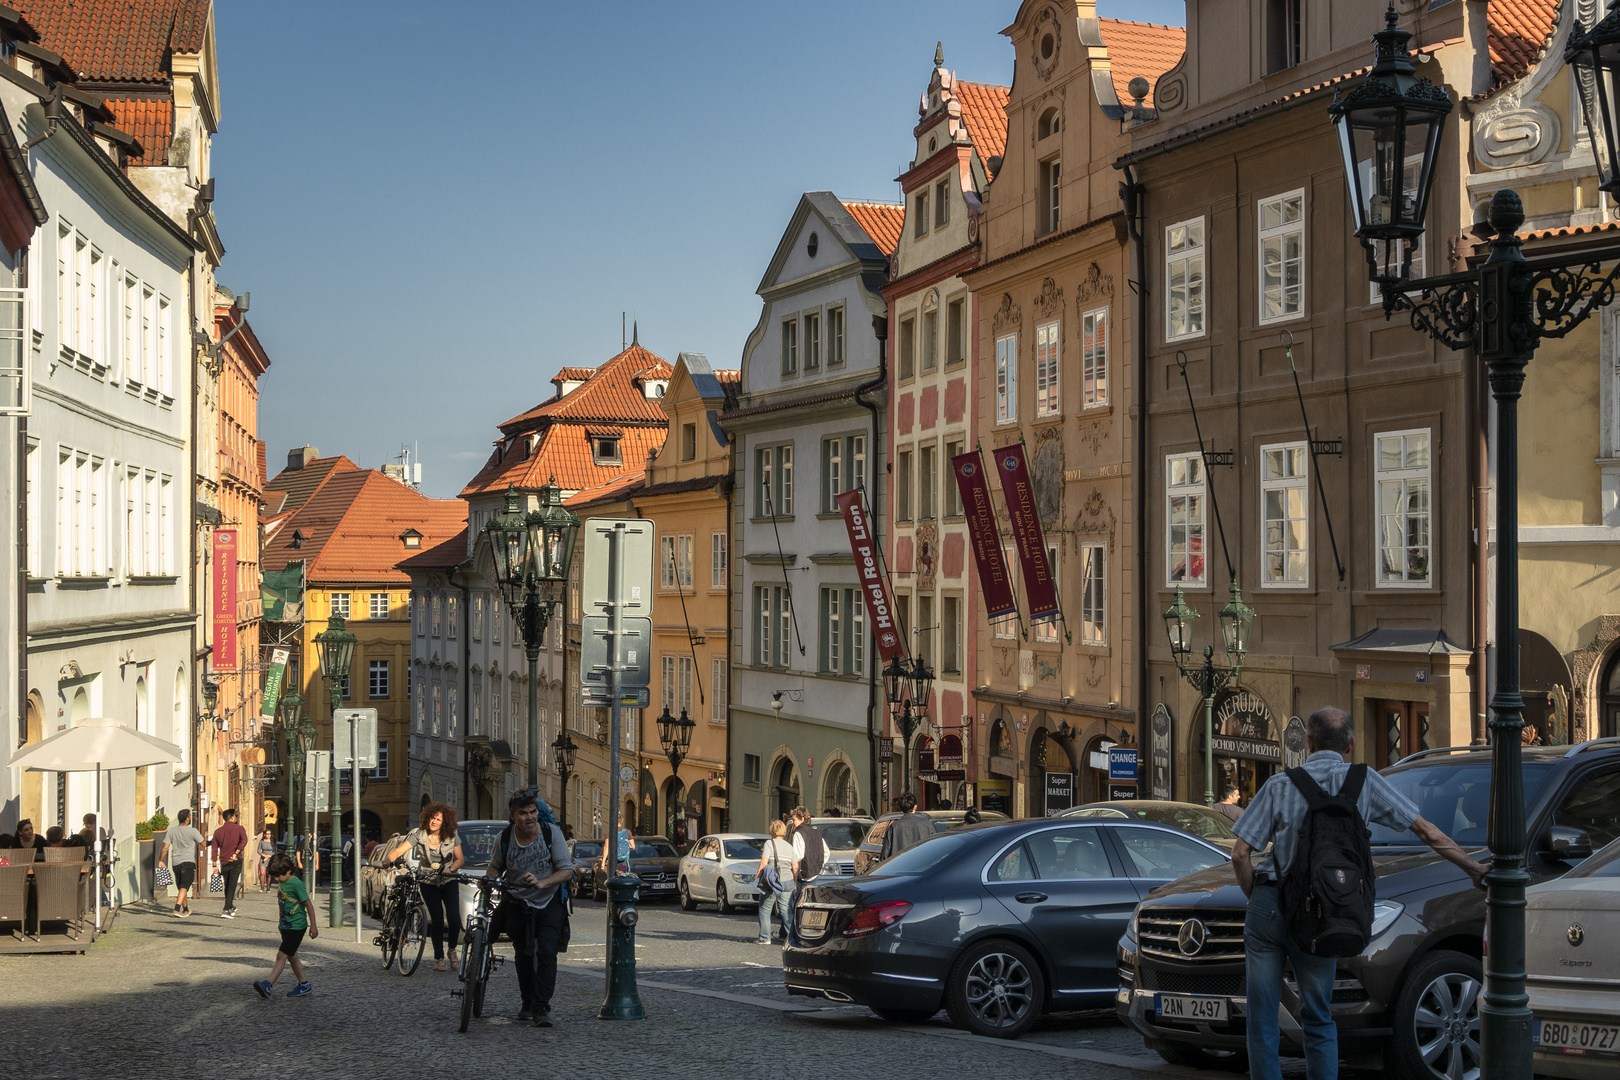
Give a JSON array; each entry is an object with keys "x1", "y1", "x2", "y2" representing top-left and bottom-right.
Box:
[
  {"x1": 916, "y1": 523, "x2": 939, "y2": 591},
  {"x1": 1079, "y1": 416, "x2": 1110, "y2": 455},
  {"x1": 1152, "y1": 52, "x2": 1187, "y2": 115},
  {"x1": 992, "y1": 293, "x2": 1022, "y2": 335},
  {"x1": 1033, "y1": 436, "x2": 1064, "y2": 529},
  {"x1": 1472, "y1": 3, "x2": 1573, "y2": 171},
  {"x1": 1085, "y1": 654, "x2": 1107, "y2": 688},
  {"x1": 1075, "y1": 488, "x2": 1117, "y2": 552},
  {"x1": 996, "y1": 646, "x2": 1017, "y2": 678},
  {"x1": 1030, "y1": 6, "x2": 1061, "y2": 81},
  {"x1": 1034, "y1": 276, "x2": 1064, "y2": 320},
  {"x1": 1075, "y1": 262, "x2": 1115, "y2": 305}
]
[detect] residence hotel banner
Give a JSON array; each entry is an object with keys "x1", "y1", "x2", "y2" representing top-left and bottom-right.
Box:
[
  {"x1": 212, "y1": 530, "x2": 238, "y2": 670},
  {"x1": 835, "y1": 489, "x2": 904, "y2": 662},
  {"x1": 950, "y1": 449, "x2": 1018, "y2": 622},
  {"x1": 994, "y1": 444, "x2": 1060, "y2": 621}
]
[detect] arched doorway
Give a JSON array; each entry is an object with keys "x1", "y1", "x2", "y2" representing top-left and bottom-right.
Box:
[
  {"x1": 772, "y1": 758, "x2": 800, "y2": 823},
  {"x1": 1028, "y1": 726, "x2": 1075, "y2": 817},
  {"x1": 661, "y1": 775, "x2": 684, "y2": 838},
  {"x1": 639, "y1": 767, "x2": 658, "y2": 835},
  {"x1": 914, "y1": 734, "x2": 940, "y2": 808},
  {"x1": 1521, "y1": 629, "x2": 1574, "y2": 744},
  {"x1": 1600, "y1": 648, "x2": 1620, "y2": 739},
  {"x1": 683, "y1": 780, "x2": 706, "y2": 846},
  {"x1": 820, "y1": 759, "x2": 857, "y2": 814},
  {"x1": 623, "y1": 797, "x2": 636, "y2": 835},
  {"x1": 981, "y1": 712, "x2": 1014, "y2": 815},
  {"x1": 21, "y1": 693, "x2": 43, "y2": 826},
  {"x1": 1197, "y1": 688, "x2": 1280, "y2": 805},
  {"x1": 1080, "y1": 733, "x2": 1113, "y2": 803}
]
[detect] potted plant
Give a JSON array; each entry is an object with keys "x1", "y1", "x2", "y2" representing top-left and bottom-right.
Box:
[{"x1": 141, "y1": 812, "x2": 170, "y2": 900}]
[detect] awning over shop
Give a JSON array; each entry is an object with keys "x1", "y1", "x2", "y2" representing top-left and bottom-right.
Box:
[{"x1": 1331, "y1": 628, "x2": 1469, "y2": 656}]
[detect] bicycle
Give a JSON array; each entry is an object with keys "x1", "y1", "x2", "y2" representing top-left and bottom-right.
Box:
[
  {"x1": 451, "y1": 873, "x2": 505, "y2": 1032},
  {"x1": 375, "y1": 868, "x2": 429, "y2": 976}
]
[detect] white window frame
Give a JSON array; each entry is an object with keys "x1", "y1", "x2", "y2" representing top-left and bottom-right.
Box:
[
  {"x1": 995, "y1": 546, "x2": 1018, "y2": 639},
  {"x1": 711, "y1": 659, "x2": 728, "y2": 723},
  {"x1": 1260, "y1": 440, "x2": 1309, "y2": 587},
  {"x1": 711, "y1": 531, "x2": 727, "y2": 589},
  {"x1": 1165, "y1": 217, "x2": 1206, "y2": 341},
  {"x1": 0, "y1": 287, "x2": 30, "y2": 416},
  {"x1": 804, "y1": 309, "x2": 821, "y2": 371},
  {"x1": 1166, "y1": 453, "x2": 1208, "y2": 587},
  {"x1": 828, "y1": 304, "x2": 845, "y2": 366},
  {"x1": 660, "y1": 533, "x2": 693, "y2": 589},
  {"x1": 1080, "y1": 543, "x2": 1106, "y2": 645},
  {"x1": 995, "y1": 333, "x2": 1017, "y2": 423},
  {"x1": 1035, "y1": 320, "x2": 1060, "y2": 417},
  {"x1": 369, "y1": 659, "x2": 389, "y2": 700},
  {"x1": 369, "y1": 592, "x2": 390, "y2": 620},
  {"x1": 1375, "y1": 428, "x2": 1432, "y2": 588},
  {"x1": 331, "y1": 592, "x2": 351, "y2": 619},
  {"x1": 781, "y1": 317, "x2": 798, "y2": 375},
  {"x1": 1081, "y1": 307, "x2": 1108, "y2": 408},
  {"x1": 1257, "y1": 190, "x2": 1306, "y2": 325}
]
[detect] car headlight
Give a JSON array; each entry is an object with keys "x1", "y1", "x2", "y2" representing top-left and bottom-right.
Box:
[
  {"x1": 731, "y1": 872, "x2": 755, "y2": 884},
  {"x1": 1127, "y1": 903, "x2": 1142, "y2": 942},
  {"x1": 1370, "y1": 900, "x2": 1404, "y2": 938}
]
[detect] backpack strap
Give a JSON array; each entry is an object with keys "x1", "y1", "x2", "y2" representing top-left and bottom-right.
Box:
[
  {"x1": 1338, "y1": 763, "x2": 1370, "y2": 806},
  {"x1": 1286, "y1": 767, "x2": 1331, "y2": 810}
]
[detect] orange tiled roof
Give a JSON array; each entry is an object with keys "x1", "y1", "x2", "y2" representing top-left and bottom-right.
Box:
[
  {"x1": 460, "y1": 425, "x2": 666, "y2": 498},
  {"x1": 1522, "y1": 220, "x2": 1620, "y2": 241},
  {"x1": 261, "y1": 470, "x2": 466, "y2": 585},
  {"x1": 399, "y1": 528, "x2": 471, "y2": 572},
  {"x1": 264, "y1": 455, "x2": 361, "y2": 520},
  {"x1": 955, "y1": 80, "x2": 1009, "y2": 163},
  {"x1": 565, "y1": 470, "x2": 645, "y2": 510},
  {"x1": 107, "y1": 97, "x2": 170, "y2": 165},
  {"x1": 1490, "y1": 0, "x2": 1559, "y2": 87},
  {"x1": 499, "y1": 344, "x2": 672, "y2": 431},
  {"x1": 553, "y1": 366, "x2": 596, "y2": 383},
  {"x1": 842, "y1": 200, "x2": 906, "y2": 256},
  {"x1": 13, "y1": 0, "x2": 208, "y2": 83},
  {"x1": 1099, "y1": 19, "x2": 1186, "y2": 108}
]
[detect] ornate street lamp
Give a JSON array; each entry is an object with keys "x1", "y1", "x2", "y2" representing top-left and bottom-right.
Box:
[
  {"x1": 1331, "y1": 7, "x2": 1620, "y2": 1073},
  {"x1": 882, "y1": 652, "x2": 933, "y2": 808},
  {"x1": 280, "y1": 691, "x2": 314, "y2": 891},
  {"x1": 656, "y1": 706, "x2": 695, "y2": 833},
  {"x1": 551, "y1": 729, "x2": 577, "y2": 828},
  {"x1": 485, "y1": 481, "x2": 580, "y2": 790},
  {"x1": 314, "y1": 615, "x2": 356, "y2": 927},
  {"x1": 1162, "y1": 582, "x2": 1254, "y2": 808}
]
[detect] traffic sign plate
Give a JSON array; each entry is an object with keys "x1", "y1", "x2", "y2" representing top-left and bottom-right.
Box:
[{"x1": 333, "y1": 708, "x2": 379, "y2": 768}]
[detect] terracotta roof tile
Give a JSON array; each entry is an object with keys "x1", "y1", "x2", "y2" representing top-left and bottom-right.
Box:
[
  {"x1": 553, "y1": 366, "x2": 596, "y2": 383},
  {"x1": 1489, "y1": 0, "x2": 1559, "y2": 87},
  {"x1": 955, "y1": 80, "x2": 1009, "y2": 163},
  {"x1": 106, "y1": 96, "x2": 169, "y2": 164},
  {"x1": 399, "y1": 528, "x2": 471, "y2": 571},
  {"x1": 1522, "y1": 220, "x2": 1620, "y2": 241},
  {"x1": 1098, "y1": 19, "x2": 1186, "y2": 108},
  {"x1": 565, "y1": 470, "x2": 645, "y2": 510},
  {"x1": 264, "y1": 455, "x2": 361, "y2": 518},
  {"x1": 499, "y1": 344, "x2": 672, "y2": 430},
  {"x1": 13, "y1": 0, "x2": 209, "y2": 83},
  {"x1": 261, "y1": 470, "x2": 466, "y2": 584},
  {"x1": 459, "y1": 425, "x2": 666, "y2": 498},
  {"x1": 841, "y1": 200, "x2": 906, "y2": 256}
]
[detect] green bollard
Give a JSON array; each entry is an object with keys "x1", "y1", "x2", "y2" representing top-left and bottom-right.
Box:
[{"x1": 598, "y1": 874, "x2": 645, "y2": 1020}]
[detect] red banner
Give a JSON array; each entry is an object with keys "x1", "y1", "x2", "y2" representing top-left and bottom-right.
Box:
[
  {"x1": 993, "y1": 444, "x2": 1061, "y2": 621},
  {"x1": 212, "y1": 529, "x2": 238, "y2": 671},
  {"x1": 835, "y1": 489, "x2": 904, "y2": 662},
  {"x1": 951, "y1": 450, "x2": 1018, "y2": 623}
]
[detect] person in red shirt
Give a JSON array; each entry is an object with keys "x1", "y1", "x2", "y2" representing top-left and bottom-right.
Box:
[{"x1": 211, "y1": 808, "x2": 250, "y2": 918}]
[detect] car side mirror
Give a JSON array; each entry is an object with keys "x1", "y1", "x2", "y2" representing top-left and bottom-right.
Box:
[{"x1": 1540, "y1": 825, "x2": 1594, "y2": 863}]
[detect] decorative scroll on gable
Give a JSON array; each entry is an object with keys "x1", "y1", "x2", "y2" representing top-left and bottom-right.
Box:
[{"x1": 1472, "y1": 1, "x2": 1570, "y2": 171}]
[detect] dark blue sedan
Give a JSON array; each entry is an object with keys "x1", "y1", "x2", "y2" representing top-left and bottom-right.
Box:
[{"x1": 783, "y1": 817, "x2": 1229, "y2": 1038}]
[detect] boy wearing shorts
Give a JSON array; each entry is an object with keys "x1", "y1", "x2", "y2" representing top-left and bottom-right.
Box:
[{"x1": 255, "y1": 853, "x2": 318, "y2": 998}]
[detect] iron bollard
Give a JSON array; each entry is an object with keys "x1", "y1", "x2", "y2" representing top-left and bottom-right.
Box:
[{"x1": 598, "y1": 874, "x2": 645, "y2": 1020}]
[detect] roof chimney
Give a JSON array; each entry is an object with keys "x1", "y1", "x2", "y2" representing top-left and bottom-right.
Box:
[{"x1": 287, "y1": 446, "x2": 319, "y2": 471}]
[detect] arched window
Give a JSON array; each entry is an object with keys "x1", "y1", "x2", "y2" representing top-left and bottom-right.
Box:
[
  {"x1": 773, "y1": 758, "x2": 800, "y2": 821},
  {"x1": 1601, "y1": 649, "x2": 1620, "y2": 739},
  {"x1": 1039, "y1": 107, "x2": 1060, "y2": 139}
]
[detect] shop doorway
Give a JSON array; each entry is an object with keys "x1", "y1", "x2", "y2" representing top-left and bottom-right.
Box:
[
  {"x1": 1599, "y1": 649, "x2": 1620, "y2": 740},
  {"x1": 1374, "y1": 699, "x2": 1432, "y2": 768},
  {"x1": 773, "y1": 759, "x2": 800, "y2": 822},
  {"x1": 1200, "y1": 689, "x2": 1281, "y2": 808}
]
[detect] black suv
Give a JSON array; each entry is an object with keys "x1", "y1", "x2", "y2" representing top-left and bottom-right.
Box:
[{"x1": 1117, "y1": 739, "x2": 1620, "y2": 1078}]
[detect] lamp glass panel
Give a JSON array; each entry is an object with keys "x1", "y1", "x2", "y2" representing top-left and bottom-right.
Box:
[{"x1": 1574, "y1": 41, "x2": 1620, "y2": 192}]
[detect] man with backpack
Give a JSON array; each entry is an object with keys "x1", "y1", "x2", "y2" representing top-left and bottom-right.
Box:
[
  {"x1": 1231, "y1": 707, "x2": 1487, "y2": 1080},
  {"x1": 487, "y1": 789, "x2": 572, "y2": 1027}
]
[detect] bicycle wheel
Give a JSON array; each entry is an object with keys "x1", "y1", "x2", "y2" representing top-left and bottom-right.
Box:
[
  {"x1": 472, "y1": 942, "x2": 489, "y2": 1018},
  {"x1": 379, "y1": 901, "x2": 399, "y2": 970},
  {"x1": 397, "y1": 903, "x2": 428, "y2": 976},
  {"x1": 459, "y1": 926, "x2": 485, "y2": 1032}
]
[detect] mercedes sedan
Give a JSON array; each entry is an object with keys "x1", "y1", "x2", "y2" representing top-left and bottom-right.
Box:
[{"x1": 784, "y1": 817, "x2": 1228, "y2": 1038}]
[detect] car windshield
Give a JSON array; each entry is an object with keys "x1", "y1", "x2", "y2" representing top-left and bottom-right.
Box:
[
  {"x1": 1127, "y1": 805, "x2": 1237, "y2": 840},
  {"x1": 457, "y1": 824, "x2": 503, "y2": 869},
  {"x1": 723, "y1": 838, "x2": 765, "y2": 860},
  {"x1": 572, "y1": 842, "x2": 602, "y2": 859},
  {"x1": 632, "y1": 840, "x2": 678, "y2": 859},
  {"x1": 876, "y1": 832, "x2": 972, "y2": 875},
  {"x1": 1371, "y1": 762, "x2": 1556, "y2": 846},
  {"x1": 815, "y1": 823, "x2": 868, "y2": 849}
]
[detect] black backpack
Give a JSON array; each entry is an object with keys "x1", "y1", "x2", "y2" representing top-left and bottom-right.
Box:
[{"x1": 1279, "y1": 765, "x2": 1376, "y2": 958}]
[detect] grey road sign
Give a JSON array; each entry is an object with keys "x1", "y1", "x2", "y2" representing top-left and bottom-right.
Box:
[
  {"x1": 333, "y1": 709, "x2": 379, "y2": 769},
  {"x1": 581, "y1": 615, "x2": 651, "y2": 691},
  {"x1": 581, "y1": 518, "x2": 655, "y2": 615},
  {"x1": 580, "y1": 686, "x2": 651, "y2": 710},
  {"x1": 304, "y1": 750, "x2": 330, "y2": 813}
]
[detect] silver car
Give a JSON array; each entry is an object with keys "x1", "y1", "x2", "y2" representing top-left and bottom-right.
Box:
[
  {"x1": 1527, "y1": 835, "x2": 1620, "y2": 1077},
  {"x1": 678, "y1": 833, "x2": 768, "y2": 912},
  {"x1": 806, "y1": 816, "x2": 873, "y2": 877}
]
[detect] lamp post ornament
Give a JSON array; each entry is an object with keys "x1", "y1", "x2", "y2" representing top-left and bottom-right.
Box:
[
  {"x1": 1329, "y1": 6, "x2": 1620, "y2": 1073},
  {"x1": 657, "y1": 706, "x2": 695, "y2": 833},
  {"x1": 551, "y1": 729, "x2": 577, "y2": 828},
  {"x1": 280, "y1": 690, "x2": 312, "y2": 891},
  {"x1": 314, "y1": 615, "x2": 356, "y2": 929},
  {"x1": 1162, "y1": 582, "x2": 1255, "y2": 808}
]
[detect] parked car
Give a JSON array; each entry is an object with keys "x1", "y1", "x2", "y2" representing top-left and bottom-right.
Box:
[
  {"x1": 1117, "y1": 740, "x2": 1620, "y2": 1078},
  {"x1": 1057, "y1": 800, "x2": 1239, "y2": 850},
  {"x1": 678, "y1": 833, "x2": 769, "y2": 911},
  {"x1": 360, "y1": 833, "x2": 405, "y2": 916},
  {"x1": 807, "y1": 817, "x2": 873, "y2": 877},
  {"x1": 591, "y1": 835, "x2": 683, "y2": 902},
  {"x1": 785, "y1": 817, "x2": 1228, "y2": 1037},
  {"x1": 569, "y1": 839, "x2": 603, "y2": 898},
  {"x1": 451, "y1": 820, "x2": 507, "y2": 915},
  {"x1": 852, "y1": 809, "x2": 1009, "y2": 875},
  {"x1": 1525, "y1": 834, "x2": 1620, "y2": 1078}
]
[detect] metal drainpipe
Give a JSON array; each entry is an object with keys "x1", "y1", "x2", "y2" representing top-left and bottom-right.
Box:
[
  {"x1": 855, "y1": 313, "x2": 889, "y2": 816},
  {"x1": 722, "y1": 472, "x2": 734, "y2": 831},
  {"x1": 16, "y1": 249, "x2": 28, "y2": 795},
  {"x1": 189, "y1": 254, "x2": 203, "y2": 824},
  {"x1": 448, "y1": 563, "x2": 471, "y2": 813},
  {"x1": 1122, "y1": 167, "x2": 1151, "y2": 739}
]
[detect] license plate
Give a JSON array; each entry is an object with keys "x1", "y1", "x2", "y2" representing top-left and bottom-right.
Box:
[
  {"x1": 1155, "y1": 994, "x2": 1228, "y2": 1021},
  {"x1": 651, "y1": 881, "x2": 675, "y2": 890},
  {"x1": 799, "y1": 908, "x2": 829, "y2": 930},
  {"x1": 1536, "y1": 1021, "x2": 1620, "y2": 1055}
]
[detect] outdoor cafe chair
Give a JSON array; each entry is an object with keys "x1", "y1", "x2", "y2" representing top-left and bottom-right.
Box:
[
  {"x1": 0, "y1": 864, "x2": 29, "y2": 939},
  {"x1": 32, "y1": 863, "x2": 86, "y2": 939}
]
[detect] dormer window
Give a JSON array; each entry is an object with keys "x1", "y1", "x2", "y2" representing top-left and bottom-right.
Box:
[
  {"x1": 593, "y1": 435, "x2": 622, "y2": 464},
  {"x1": 1039, "y1": 107, "x2": 1060, "y2": 140},
  {"x1": 291, "y1": 528, "x2": 306, "y2": 550},
  {"x1": 400, "y1": 528, "x2": 423, "y2": 550}
]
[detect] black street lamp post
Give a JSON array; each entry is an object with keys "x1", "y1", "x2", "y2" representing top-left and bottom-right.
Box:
[
  {"x1": 1162, "y1": 583, "x2": 1255, "y2": 807},
  {"x1": 883, "y1": 653, "x2": 934, "y2": 805},
  {"x1": 551, "y1": 729, "x2": 577, "y2": 829},
  {"x1": 280, "y1": 691, "x2": 314, "y2": 892},
  {"x1": 1331, "y1": 9, "x2": 1620, "y2": 1074},
  {"x1": 656, "y1": 706, "x2": 695, "y2": 832},
  {"x1": 314, "y1": 615, "x2": 357, "y2": 929}
]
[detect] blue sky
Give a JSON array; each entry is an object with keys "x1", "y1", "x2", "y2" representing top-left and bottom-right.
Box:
[{"x1": 214, "y1": 1, "x2": 1186, "y2": 499}]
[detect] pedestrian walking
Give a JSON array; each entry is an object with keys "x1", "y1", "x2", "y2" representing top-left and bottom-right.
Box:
[
  {"x1": 211, "y1": 808, "x2": 249, "y2": 917},
  {"x1": 754, "y1": 820, "x2": 797, "y2": 945},
  {"x1": 880, "y1": 793, "x2": 933, "y2": 862},
  {"x1": 1231, "y1": 707, "x2": 1487, "y2": 1080},
  {"x1": 787, "y1": 807, "x2": 828, "y2": 946},
  {"x1": 1212, "y1": 782, "x2": 1245, "y2": 823},
  {"x1": 487, "y1": 789, "x2": 571, "y2": 1027},
  {"x1": 159, "y1": 809, "x2": 206, "y2": 917},
  {"x1": 256, "y1": 828, "x2": 276, "y2": 891},
  {"x1": 388, "y1": 801, "x2": 464, "y2": 972},
  {"x1": 254, "y1": 853, "x2": 317, "y2": 999}
]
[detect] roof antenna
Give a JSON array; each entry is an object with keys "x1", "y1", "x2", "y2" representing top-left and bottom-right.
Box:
[
  {"x1": 622, "y1": 312, "x2": 626, "y2": 350},
  {"x1": 632, "y1": 319, "x2": 639, "y2": 347}
]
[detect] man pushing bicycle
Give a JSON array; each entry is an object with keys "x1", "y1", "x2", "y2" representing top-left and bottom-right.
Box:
[{"x1": 486, "y1": 788, "x2": 571, "y2": 1027}]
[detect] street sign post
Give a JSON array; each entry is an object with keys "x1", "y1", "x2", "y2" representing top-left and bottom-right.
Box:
[
  {"x1": 333, "y1": 708, "x2": 376, "y2": 944},
  {"x1": 304, "y1": 750, "x2": 330, "y2": 813}
]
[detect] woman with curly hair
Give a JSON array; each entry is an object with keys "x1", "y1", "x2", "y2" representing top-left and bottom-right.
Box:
[{"x1": 389, "y1": 802, "x2": 464, "y2": 971}]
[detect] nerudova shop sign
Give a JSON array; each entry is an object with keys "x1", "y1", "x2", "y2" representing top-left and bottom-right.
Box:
[{"x1": 1206, "y1": 691, "x2": 1281, "y2": 762}]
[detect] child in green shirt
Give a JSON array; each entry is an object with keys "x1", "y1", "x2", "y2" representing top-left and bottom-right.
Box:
[{"x1": 254, "y1": 853, "x2": 318, "y2": 998}]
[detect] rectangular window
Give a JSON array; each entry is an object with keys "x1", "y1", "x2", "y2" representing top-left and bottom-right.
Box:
[
  {"x1": 946, "y1": 297, "x2": 965, "y2": 367},
  {"x1": 1266, "y1": 0, "x2": 1303, "y2": 73},
  {"x1": 448, "y1": 596, "x2": 459, "y2": 638},
  {"x1": 781, "y1": 318, "x2": 798, "y2": 375},
  {"x1": 943, "y1": 595, "x2": 962, "y2": 674},
  {"x1": 852, "y1": 593, "x2": 864, "y2": 675},
  {"x1": 662, "y1": 655, "x2": 679, "y2": 712},
  {"x1": 821, "y1": 587, "x2": 842, "y2": 674},
  {"x1": 370, "y1": 740, "x2": 390, "y2": 781},
  {"x1": 1258, "y1": 191, "x2": 1305, "y2": 324},
  {"x1": 432, "y1": 685, "x2": 441, "y2": 734},
  {"x1": 413, "y1": 592, "x2": 422, "y2": 635},
  {"x1": 1040, "y1": 158, "x2": 1061, "y2": 234},
  {"x1": 159, "y1": 477, "x2": 172, "y2": 575},
  {"x1": 1166, "y1": 454, "x2": 1208, "y2": 586},
  {"x1": 678, "y1": 656, "x2": 692, "y2": 715},
  {"x1": 919, "y1": 443, "x2": 937, "y2": 520},
  {"x1": 915, "y1": 190, "x2": 929, "y2": 237},
  {"x1": 916, "y1": 594, "x2": 935, "y2": 668},
  {"x1": 944, "y1": 439, "x2": 964, "y2": 517},
  {"x1": 923, "y1": 308, "x2": 938, "y2": 373},
  {"x1": 1376, "y1": 429, "x2": 1431, "y2": 586},
  {"x1": 711, "y1": 531, "x2": 727, "y2": 588},
  {"x1": 492, "y1": 602, "x2": 502, "y2": 645},
  {"x1": 996, "y1": 546, "x2": 1018, "y2": 639},
  {"x1": 431, "y1": 595, "x2": 441, "y2": 635},
  {"x1": 331, "y1": 593, "x2": 351, "y2": 619},
  {"x1": 472, "y1": 686, "x2": 483, "y2": 734},
  {"x1": 369, "y1": 592, "x2": 389, "y2": 620},
  {"x1": 369, "y1": 659, "x2": 390, "y2": 699},
  {"x1": 1166, "y1": 217, "x2": 1206, "y2": 341},
  {"x1": 756, "y1": 443, "x2": 793, "y2": 516},
  {"x1": 681, "y1": 423, "x2": 696, "y2": 461},
  {"x1": 828, "y1": 305, "x2": 845, "y2": 366},
  {"x1": 157, "y1": 297, "x2": 170, "y2": 395},
  {"x1": 896, "y1": 448, "x2": 913, "y2": 522},
  {"x1": 711, "y1": 659, "x2": 728, "y2": 722},
  {"x1": 660, "y1": 533, "x2": 693, "y2": 589},
  {"x1": 744, "y1": 754, "x2": 761, "y2": 787},
  {"x1": 1261, "y1": 441, "x2": 1309, "y2": 585},
  {"x1": 1035, "y1": 320, "x2": 1060, "y2": 417},
  {"x1": 1082, "y1": 308, "x2": 1108, "y2": 407},
  {"x1": 778, "y1": 588, "x2": 792, "y2": 667},
  {"x1": 25, "y1": 442, "x2": 39, "y2": 576},
  {"x1": 754, "y1": 585, "x2": 772, "y2": 667},
  {"x1": 804, "y1": 310, "x2": 821, "y2": 371},
  {"x1": 935, "y1": 179, "x2": 950, "y2": 227},
  {"x1": 1080, "y1": 543, "x2": 1106, "y2": 645},
  {"x1": 473, "y1": 595, "x2": 484, "y2": 640},
  {"x1": 996, "y1": 334, "x2": 1017, "y2": 423},
  {"x1": 899, "y1": 317, "x2": 916, "y2": 381}
]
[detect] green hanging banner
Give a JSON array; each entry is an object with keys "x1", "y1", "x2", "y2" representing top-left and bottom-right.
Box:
[
  {"x1": 260, "y1": 648, "x2": 290, "y2": 725},
  {"x1": 261, "y1": 567, "x2": 305, "y2": 621}
]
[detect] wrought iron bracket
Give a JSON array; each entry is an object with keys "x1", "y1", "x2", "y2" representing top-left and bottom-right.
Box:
[
  {"x1": 1310, "y1": 437, "x2": 1344, "y2": 457},
  {"x1": 1201, "y1": 448, "x2": 1235, "y2": 468}
]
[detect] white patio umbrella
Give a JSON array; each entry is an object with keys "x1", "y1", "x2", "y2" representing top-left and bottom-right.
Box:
[{"x1": 11, "y1": 717, "x2": 183, "y2": 933}]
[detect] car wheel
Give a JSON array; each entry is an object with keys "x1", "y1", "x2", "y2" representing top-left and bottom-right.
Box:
[
  {"x1": 945, "y1": 939, "x2": 1044, "y2": 1039},
  {"x1": 679, "y1": 878, "x2": 697, "y2": 912},
  {"x1": 716, "y1": 881, "x2": 734, "y2": 915},
  {"x1": 1153, "y1": 1043, "x2": 1248, "y2": 1072},
  {"x1": 871, "y1": 1006, "x2": 936, "y2": 1023},
  {"x1": 1392, "y1": 949, "x2": 1483, "y2": 1080}
]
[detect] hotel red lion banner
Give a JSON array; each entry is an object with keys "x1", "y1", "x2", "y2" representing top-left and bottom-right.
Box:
[
  {"x1": 835, "y1": 489, "x2": 904, "y2": 662},
  {"x1": 950, "y1": 449, "x2": 1018, "y2": 623},
  {"x1": 993, "y1": 444, "x2": 1060, "y2": 621},
  {"x1": 212, "y1": 530, "x2": 238, "y2": 671}
]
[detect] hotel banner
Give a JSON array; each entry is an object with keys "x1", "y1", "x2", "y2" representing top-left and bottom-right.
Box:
[
  {"x1": 260, "y1": 647, "x2": 290, "y2": 725},
  {"x1": 950, "y1": 450, "x2": 1018, "y2": 623},
  {"x1": 993, "y1": 444, "x2": 1061, "y2": 621},
  {"x1": 212, "y1": 530, "x2": 239, "y2": 670},
  {"x1": 835, "y1": 489, "x2": 904, "y2": 662}
]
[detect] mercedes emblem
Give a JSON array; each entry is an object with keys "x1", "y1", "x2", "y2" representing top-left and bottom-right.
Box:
[
  {"x1": 1569, "y1": 922, "x2": 1585, "y2": 948},
  {"x1": 1177, "y1": 918, "x2": 1207, "y2": 956}
]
